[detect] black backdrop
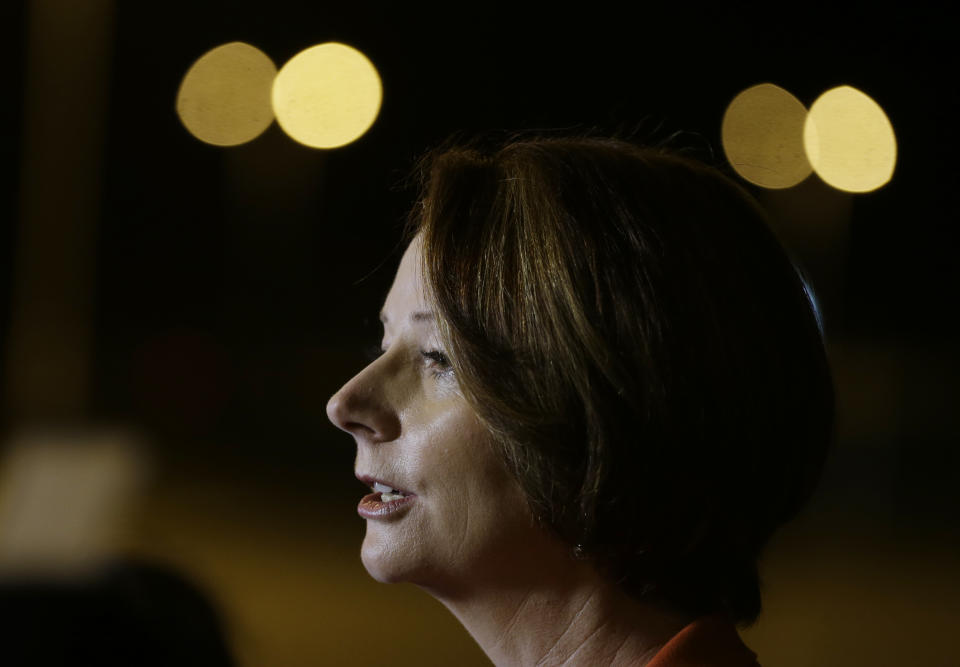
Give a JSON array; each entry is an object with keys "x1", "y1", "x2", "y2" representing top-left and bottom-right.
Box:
[{"x1": 2, "y1": 2, "x2": 957, "y2": 510}]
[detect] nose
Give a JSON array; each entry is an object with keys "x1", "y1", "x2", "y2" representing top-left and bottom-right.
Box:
[{"x1": 326, "y1": 361, "x2": 401, "y2": 443}]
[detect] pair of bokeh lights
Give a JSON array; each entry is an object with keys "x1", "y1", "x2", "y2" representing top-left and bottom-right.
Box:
[
  {"x1": 177, "y1": 43, "x2": 896, "y2": 195},
  {"x1": 722, "y1": 83, "x2": 896, "y2": 193},
  {"x1": 176, "y1": 41, "x2": 382, "y2": 149}
]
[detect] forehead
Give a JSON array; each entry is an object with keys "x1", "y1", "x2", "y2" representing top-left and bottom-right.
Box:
[{"x1": 380, "y1": 237, "x2": 432, "y2": 328}]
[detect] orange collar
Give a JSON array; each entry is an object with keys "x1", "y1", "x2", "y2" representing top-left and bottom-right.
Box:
[{"x1": 646, "y1": 613, "x2": 760, "y2": 667}]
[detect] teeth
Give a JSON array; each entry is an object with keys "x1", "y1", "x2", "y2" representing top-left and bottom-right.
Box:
[{"x1": 372, "y1": 481, "x2": 407, "y2": 501}]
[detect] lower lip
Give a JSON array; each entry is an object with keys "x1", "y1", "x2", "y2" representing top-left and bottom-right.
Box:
[{"x1": 357, "y1": 492, "x2": 417, "y2": 519}]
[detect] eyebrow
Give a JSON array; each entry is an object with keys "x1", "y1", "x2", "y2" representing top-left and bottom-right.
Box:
[{"x1": 379, "y1": 310, "x2": 436, "y2": 325}]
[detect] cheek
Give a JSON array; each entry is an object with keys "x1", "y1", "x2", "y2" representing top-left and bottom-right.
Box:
[
  {"x1": 416, "y1": 412, "x2": 514, "y2": 503},
  {"x1": 432, "y1": 441, "x2": 532, "y2": 549},
  {"x1": 410, "y1": 399, "x2": 535, "y2": 549}
]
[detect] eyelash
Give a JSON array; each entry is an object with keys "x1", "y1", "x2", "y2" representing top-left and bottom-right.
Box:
[
  {"x1": 421, "y1": 349, "x2": 451, "y2": 371},
  {"x1": 364, "y1": 344, "x2": 452, "y2": 376}
]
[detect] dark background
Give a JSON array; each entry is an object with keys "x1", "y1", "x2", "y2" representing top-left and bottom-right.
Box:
[{"x1": 2, "y1": 2, "x2": 957, "y2": 665}]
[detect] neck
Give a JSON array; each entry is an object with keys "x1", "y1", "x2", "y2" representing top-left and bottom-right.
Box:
[{"x1": 423, "y1": 532, "x2": 693, "y2": 666}]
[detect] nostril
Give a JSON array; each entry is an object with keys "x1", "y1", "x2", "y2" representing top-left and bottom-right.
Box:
[{"x1": 343, "y1": 420, "x2": 376, "y2": 438}]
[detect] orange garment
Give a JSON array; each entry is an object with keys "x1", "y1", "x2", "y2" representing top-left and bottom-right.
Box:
[{"x1": 646, "y1": 613, "x2": 761, "y2": 667}]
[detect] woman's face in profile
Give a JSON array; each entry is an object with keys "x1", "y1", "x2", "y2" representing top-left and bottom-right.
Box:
[{"x1": 327, "y1": 237, "x2": 534, "y2": 593}]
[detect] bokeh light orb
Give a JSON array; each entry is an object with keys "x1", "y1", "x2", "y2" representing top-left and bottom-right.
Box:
[
  {"x1": 272, "y1": 42, "x2": 382, "y2": 149},
  {"x1": 804, "y1": 86, "x2": 897, "y2": 193},
  {"x1": 721, "y1": 83, "x2": 812, "y2": 189},
  {"x1": 176, "y1": 42, "x2": 277, "y2": 147}
]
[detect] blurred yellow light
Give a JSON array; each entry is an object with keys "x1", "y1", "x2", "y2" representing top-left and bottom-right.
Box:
[
  {"x1": 804, "y1": 86, "x2": 897, "y2": 193},
  {"x1": 721, "y1": 83, "x2": 812, "y2": 189},
  {"x1": 176, "y1": 42, "x2": 276, "y2": 147},
  {"x1": 272, "y1": 42, "x2": 382, "y2": 149}
]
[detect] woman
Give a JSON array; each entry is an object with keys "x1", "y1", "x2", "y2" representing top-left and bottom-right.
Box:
[{"x1": 326, "y1": 136, "x2": 834, "y2": 666}]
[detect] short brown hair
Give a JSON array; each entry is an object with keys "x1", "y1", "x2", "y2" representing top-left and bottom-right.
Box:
[{"x1": 407, "y1": 135, "x2": 834, "y2": 625}]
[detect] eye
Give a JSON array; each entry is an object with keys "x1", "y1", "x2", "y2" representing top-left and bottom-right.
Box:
[{"x1": 420, "y1": 349, "x2": 453, "y2": 376}]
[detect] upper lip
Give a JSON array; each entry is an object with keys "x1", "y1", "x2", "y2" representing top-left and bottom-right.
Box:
[{"x1": 355, "y1": 473, "x2": 414, "y2": 495}]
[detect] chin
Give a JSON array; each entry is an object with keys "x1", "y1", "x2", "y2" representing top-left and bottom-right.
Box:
[
  {"x1": 360, "y1": 532, "x2": 418, "y2": 584},
  {"x1": 360, "y1": 549, "x2": 401, "y2": 584}
]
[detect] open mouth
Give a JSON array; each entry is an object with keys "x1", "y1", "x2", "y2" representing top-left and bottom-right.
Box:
[
  {"x1": 355, "y1": 474, "x2": 417, "y2": 519},
  {"x1": 372, "y1": 481, "x2": 408, "y2": 502},
  {"x1": 358, "y1": 483, "x2": 416, "y2": 519}
]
